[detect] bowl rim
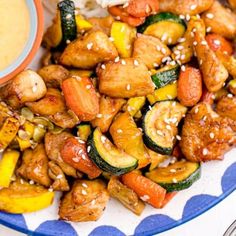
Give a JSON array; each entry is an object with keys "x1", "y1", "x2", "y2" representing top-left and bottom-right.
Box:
[{"x1": 0, "y1": 0, "x2": 44, "y2": 85}]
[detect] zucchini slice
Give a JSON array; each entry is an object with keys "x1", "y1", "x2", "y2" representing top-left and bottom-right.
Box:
[
  {"x1": 58, "y1": 0, "x2": 77, "y2": 45},
  {"x1": 151, "y1": 65, "x2": 180, "y2": 89},
  {"x1": 138, "y1": 13, "x2": 186, "y2": 45},
  {"x1": 146, "y1": 161, "x2": 201, "y2": 192},
  {"x1": 87, "y1": 128, "x2": 138, "y2": 175},
  {"x1": 142, "y1": 101, "x2": 187, "y2": 155}
]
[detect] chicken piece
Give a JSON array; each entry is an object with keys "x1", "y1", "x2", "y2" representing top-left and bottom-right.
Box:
[
  {"x1": 38, "y1": 65, "x2": 69, "y2": 88},
  {"x1": 59, "y1": 180, "x2": 109, "y2": 222},
  {"x1": 48, "y1": 161, "x2": 70, "y2": 191},
  {"x1": 229, "y1": 0, "x2": 236, "y2": 10},
  {"x1": 91, "y1": 96, "x2": 126, "y2": 132},
  {"x1": 216, "y1": 95, "x2": 236, "y2": 121},
  {"x1": 193, "y1": 22, "x2": 228, "y2": 92},
  {"x1": 98, "y1": 58, "x2": 155, "y2": 98},
  {"x1": 159, "y1": 0, "x2": 213, "y2": 15},
  {"x1": 88, "y1": 16, "x2": 114, "y2": 35},
  {"x1": 180, "y1": 103, "x2": 236, "y2": 162},
  {"x1": 202, "y1": 1, "x2": 236, "y2": 39},
  {"x1": 17, "y1": 144, "x2": 52, "y2": 187},
  {"x1": 26, "y1": 88, "x2": 65, "y2": 116},
  {"x1": 44, "y1": 132, "x2": 78, "y2": 178},
  {"x1": 0, "y1": 70, "x2": 46, "y2": 109},
  {"x1": 133, "y1": 34, "x2": 171, "y2": 69},
  {"x1": 60, "y1": 31, "x2": 118, "y2": 69}
]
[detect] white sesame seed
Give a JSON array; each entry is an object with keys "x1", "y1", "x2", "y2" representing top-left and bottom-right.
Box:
[
  {"x1": 101, "y1": 135, "x2": 106, "y2": 144},
  {"x1": 227, "y1": 93, "x2": 233, "y2": 98},
  {"x1": 172, "y1": 101, "x2": 176, "y2": 107},
  {"x1": 201, "y1": 41, "x2": 207, "y2": 46},
  {"x1": 202, "y1": 148, "x2": 208, "y2": 156},
  {"x1": 186, "y1": 14, "x2": 191, "y2": 21},
  {"x1": 156, "y1": 45, "x2": 161, "y2": 51},
  {"x1": 167, "y1": 94, "x2": 173, "y2": 99},
  {"x1": 115, "y1": 56, "x2": 120, "y2": 63},
  {"x1": 174, "y1": 50, "x2": 180, "y2": 55},
  {"x1": 56, "y1": 174, "x2": 63, "y2": 179},
  {"x1": 48, "y1": 188, "x2": 54, "y2": 192},
  {"x1": 20, "y1": 179, "x2": 24, "y2": 184},
  {"x1": 116, "y1": 16, "x2": 121, "y2": 20},
  {"x1": 157, "y1": 130, "x2": 163, "y2": 136},
  {"x1": 121, "y1": 59, "x2": 126, "y2": 65},
  {"x1": 178, "y1": 37, "x2": 186, "y2": 43},
  {"x1": 123, "y1": 2, "x2": 129, "y2": 8},
  {"x1": 199, "y1": 59, "x2": 203, "y2": 65},
  {"x1": 82, "y1": 183, "x2": 88, "y2": 188},
  {"x1": 214, "y1": 40, "x2": 221, "y2": 46},
  {"x1": 109, "y1": 37, "x2": 114, "y2": 42},
  {"x1": 192, "y1": 28, "x2": 197, "y2": 33},
  {"x1": 82, "y1": 189, "x2": 87, "y2": 195},
  {"x1": 66, "y1": 39, "x2": 71, "y2": 44},
  {"x1": 166, "y1": 125, "x2": 172, "y2": 130},
  {"x1": 176, "y1": 135, "x2": 182, "y2": 140},
  {"x1": 29, "y1": 180, "x2": 34, "y2": 185},
  {"x1": 206, "y1": 27, "x2": 212, "y2": 32},
  {"x1": 179, "y1": 15, "x2": 185, "y2": 20},
  {"x1": 177, "y1": 45, "x2": 184, "y2": 50},
  {"x1": 181, "y1": 65, "x2": 186, "y2": 71},
  {"x1": 209, "y1": 132, "x2": 215, "y2": 139},
  {"x1": 195, "y1": 107, "x2": 199, "y2": 114},
  {"x1": 170, "y1": 169, "x2": 177, "y2": 173},
  {"x1": 172, "y1": 178, "x2": 178, "y2": 183},
  {"x1": 170, "y1": 61, "x2": 176, "y2": 66},
  {"x1": 202, "y1": 115, "x2": 207, "y2": 121},
  {"x1": 206, "y1": 13, "x2": 214, "y2": 19},
  {"x1": 126, "y1": 84, "x2": 131, "y2": 91},
  {"x1": 148, "y1": 105, "x2": 153, "y2": 111},
  {"x1": 86, "y1": 85, "x2": 92, "y2": 90},
  {"x1": 168, "y1": 38, "x2": 172, "y2": 44},
  {"x1": 78, "y1": 139, "x2": 85, "y2": 144},
  {"x1": 161, "y1": 48, "x2": 167, "y2": 54},
  {"x1": 87, "y1": 42, "x2": 93, "y2": 50},
  {"x1": 87, "y1": 146, "x2": 91, "y2": 153},
  {"x1": 117, "y1": 129, "x2": 123, "y2": 133},
  {"x1": 181, "y1": 54, "x2": 186, "y2": 60},
  {"x1": 82, "y1": 154, "x2": 86, "y2": 160},
  {"x1": 153, "y1": 62, "x2": 159, "y2": 67},
  {"x1": 190, "y1": 4, "x2": 197, "y2": 10},
  {"x1": 140, "y1": 195, "x2": 150, "y2": 202},
  {"x1": 193, "y1": 41, "x2": 198, "y2": 46},
  {"x1": 190, "y1": 32, "x2": 195, "y2": 37},
  {"x1": 101, "y1": 64, "x2": 106, "y2": 70},
  {"x1": 134, "y1": 59, "x2": 139, "y2": 66},
  {"x1": 32, "y1": 85, "x2": 37, "y2": 93},
  {"x1": 72, "y1": 157, "x2": 79, "y2": 162},
  {"x1": 91, "y1": 199, "x2": 96, "y2": 205},
  {"x1": 96, "y1": 113, "x2": 103, "y2": 118},
  {"x1": 66, "y1": 14, "x2": 72, "y2": 19},
  {"x1": 161, "y1": 33, "x2": 168, "y2": 41}
]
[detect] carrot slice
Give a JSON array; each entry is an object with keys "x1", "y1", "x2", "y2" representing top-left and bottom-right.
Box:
[
  {"x1": 108, "y1": 6, "x2": 145, "y2": 27},
  {"x1": 62, "y1": 77, "x2": 99, "y2": 121},
  {"x1": 161, "y1": 192, "x2": 178, "y2": 208},
  {"x1": 125, "y1": 0, "x2": 159, "y2": 18},
  {"x1": 60, "y1": 137, "x2": 102, "y2": 179},
  {"x1": 206, "y1": 34, "x2": 233, "y2": 55},
  {"x1": 121, "y1": 171, "x2": 166, "y2": 208}
]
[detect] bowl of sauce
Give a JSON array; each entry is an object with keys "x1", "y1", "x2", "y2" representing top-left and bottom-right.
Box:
[{"x1": 0, "y1": 0, "x2": 44, "y2": 85}]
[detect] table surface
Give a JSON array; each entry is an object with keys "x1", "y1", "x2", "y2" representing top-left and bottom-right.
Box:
[{"x1": 0, "y1": 190, "x2": 235, "y2": 236}]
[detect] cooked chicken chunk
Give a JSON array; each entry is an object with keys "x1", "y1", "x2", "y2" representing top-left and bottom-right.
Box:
[
  {"x1": 60, "y1": 31, "x2": 118, "y2": 69},
  {"x1": 48, "y1": 161, "x2": 70, "y2": 191},
  {"x1": 59, "y1": 180, "x2": 109, "y2": 222},
  {"x1": 17, "y1": 144, "x2": 52, "y2": 187},
  {"x1": 193, "y1": 22, "x2": 228, "y2": 92},
  {"x1": 133, "y1": 34, "x2": 171, "y2": 69},
  {"x1": 202, "y1": 1, "x2": 236, "y2": 39},
  {"x1": 216, "y1": 95, "x2": 236, "y2": 121},
  {"x1": 44, "y1": 132, "x2": 78, "y2": 178},
  {"x1": 38, "y1": 65, "x2": 69, "y2": 88},
  {"x1": 180, "y1": 103, "x2": 236, "y2": 162},
  {"x1": 159, "y1": 0, "x2": 214, "y2": 15},
  {"x1": 98, "y1": 58, "x2": 155, "y2": 98},
  {"x1": 88, "y1": 16, "x2": 114, "y2": 35},
  {"x1": 0, "y1": 70, "x2": 46, "y2": 109}
]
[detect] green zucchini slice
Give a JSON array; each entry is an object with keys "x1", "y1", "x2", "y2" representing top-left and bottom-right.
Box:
[
  {"x1": 146, "y1": 161, "x2": 201, "y2": 192},
  {"x1": 87, "y1": 128, "x2": 138, "y2": 175},
  {"x1": 138, "y1": 13, "x2": 186, "y2": 45},
  {"x1": 151, "y1": 65, "x2": 180, "y2": 89},
  {"x1": 58, "y1": 0, "x2": 77, "y2": 45},
  {"x1": 142, "y1": 101, "x2": 187, "y2": 155}
]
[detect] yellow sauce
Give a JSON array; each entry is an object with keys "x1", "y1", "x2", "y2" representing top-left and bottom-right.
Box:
[{"x1": 0, "y1": 0, "x2": 30, "y2": 70}]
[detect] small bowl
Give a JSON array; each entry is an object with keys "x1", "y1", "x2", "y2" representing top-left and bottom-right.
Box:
[{"x1": 0, "y1": 0, "x2": 44, "y2": 85}]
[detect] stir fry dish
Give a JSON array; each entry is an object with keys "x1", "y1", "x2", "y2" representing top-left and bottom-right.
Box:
[{"x1": 0, "y1": 0, "x2": 236, "y2": 222}]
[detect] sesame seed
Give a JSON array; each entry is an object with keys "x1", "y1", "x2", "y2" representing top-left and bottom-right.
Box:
[
  {"x1": 172, "y1": 178, "x2": 178, "y2": 183},
  {"x1": 170, "y1": 169, "x2": 177, "y2": 173},
  {"x1": 140, "y1": 195, "x2": 150, "y2": 201},
  {"x1": 170, "y1": 61, "x2": 176, "y2": 66},
  {"x1": 157, "y1": 130, "x2": 163, "y2": 136},
  {"x1": 172, "y1": 101, "x2": 176, "y2": 107},
  {"x1": 56, "y1": 174, "x2": 63, "y2": 179},
  {"x1": 149, "y1": 105, "x2": 153, "y2": 110},
  {"x1": 126, "y1": 84, "x2": 131, "y2": 90},
  {"x1": 193, "y1": 41, "x2": 198, "y2": 46},
  {"x1": 123, "y1": 2, "x2": 129, "y2": 8},
  {"x1": 32, "y1": 85, "x2": 37, "y2": 93},
  {"x1": 174, "y1": 50, "x2": 180, "y2": 55},
  {"x1": 114, "y1": 56, "x2": 120, "y2": 63},
  {"x1": 78, "y1": 139, "x2": 85, "y2": 144},
  {"x1": 87, "y1": 42, "x2": 93, "y2": 50},
  {"x1": 29, "y1": 180, "x2": 34, "y2": 185},
  {"x1": 82, "y1": 154, "x2": 86, "y2": 160},
  {"x1": 66, "y1": 14, "x2": 72, "y2": 19},
  {"x1": 195, "y1": 107, "x2": 199, "y2": 114},
  {"x1": 116, "y1": 16, "x2": 121, "y2": 20},
  {"x1": 121, "y1": 59, "x2": 126, "y2": 65},
  {"x1": 209, "y1": 132, "x2": 215, "y2": 139},
  {"x1": 192, "y1": 28, "x2": 197, "y2": 33},
  {"x1": 48, "y1": 188, "x2": 53, "y2": 192},
  {"x1": 176, "y1": 135, "x2": 182, "y2": 140},
  {"x1": 161, "y1": 48, "x2": 167, "y2": 54},
  {"x1": 186, "y1": 14, "x2": 191, "y2": 21},
  {"x1": 201, "y1": 41, "x2": 207, "y2": 46},
  {"x1": 202, "y1": 148, "x2": 208, "y2": 155},
  {"x1": 167, "y1": 94, "x2": 173, "y2": 99},
  {"x1": 181, "y1": 65, "x2": 186, "y2": 71},
  {"x1": 161, "y1": 33, "x2": 168, "y2": 41},
  {"x1": 179, "y1": 14, "x2": 185, "y2": 19},
  {"x1": 109, "y1": 37, "x2": 114, "y2": 42},
  {"x1": 177, "y1": 45, "x2": 184, "y2": 50},
  {"x1": 206, "y1": 13, "x2": 214, "y2": 19},
  {"x1": 86, "y1": 85, "x2": 92, "y2": 90},
  {"x1": 66, "y1": 39, "x2": 71, "y2": 44},
  {"x1": 91, "y1": 199, "x2": 96, "y2": 205},
  {"x1": 153, "y1": 62, "x2": 159, "y2": 67},
  {"x1": 166, "y1": 125, "x2": 172, "y2": 130},
  {"x1": 178, "y1": 37, "x2": 186, "y2": 43},
  {"x1": 199, "y1": 59, "x2": 203, "y2": 65},
  {"x1": 214, "y1": 40, "x2": 221, "y2": 46},
  {"x1": 82, "y1": 189, "x2": 87, "y2": 195},
  {"x1": 206, "y1": 27, "x2": 212, "y2": 32},
  {"x1": 196, "y1": 14, "x2": 201, "y2": 19},
  {"x1": 87, "y1": 146, "x2": 91, "y2": 153},
  {"x1": 227, "y1": 93, "x2": 233, "y2": 98},
  {"x1": 101, "y1": 135, "x2": 106, "y2": 144},
  {"x1": 72, "y1": 157, "x2": 79, "y2": 162},
  {"x1": 164, "y1": 118, "x2": 170, "y2": 124},
  {"x1": 117, "y1": 129, "x2": 123, "y2": 133},
  {"x1": 181, "y1": 54, "x2": 186, "y2": 60},
  {"x1": 190, "y1": 4, "x2": 197, "y2": 10},
  {"x1": 134, "y1": 59, "x2": 139, "y2": 66},
  {"x1": 96, "y1": 113, "x2": 103, "y2": 118},
  {"x1": 82, "y1": 183, "x2": 88, "y2": 188},
  {"x1": 190, "y1": 32, "x2": 194, "y2": 37},
  {"x1": 20, "y1": 179, "x2": 24, "y2": 184},
  {"x1": 156, "y1": 45, "x2": 161, "y2": 51},
  {"x1": 101, "y1": 64, "x2": 106, "y2": 70},
  {"x1": 145, "y1": 4, "x2": 151, "y2": 13},
  {"x1": 168, "y1": 38, "x2": 172, "y2": 44}
]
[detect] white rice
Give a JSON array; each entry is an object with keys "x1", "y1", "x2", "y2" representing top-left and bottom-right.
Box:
[{"x1": 43, "y1": 0, "x2": 128, "y2": 18}]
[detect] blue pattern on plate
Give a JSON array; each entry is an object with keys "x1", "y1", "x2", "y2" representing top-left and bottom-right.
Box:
[
  {"x1": 221, "y1": 162, "x2": 236, "y2": 193},
  {"x1": 89, "y1": 226, "x2": 125, "y2": 236},
  {"x1": 33, "y1": 220, "x2": 78, "y2": 236}
]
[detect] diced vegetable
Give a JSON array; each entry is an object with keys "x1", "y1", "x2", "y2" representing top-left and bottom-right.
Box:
[
  {"x1": 87, "y1": 128, "x2": 138, "y2": 175},
  {"x1": 60, "y1": 137, "x2": 102, "y2": 179},
  {"x1": 0, "y1": 180, "x2": 54, "y2": 213},
  {"x1": 58, "y1": 0, "x2": 77, "y2": 45},
  {"x1": 151, "y1": 65, "x2": 180, "y2": 88},
  {"x1": 146, "y1": 161, "x2": 201, "y2": 192},
  {"x1": 0, "y1": 117, "x2": 20, "y2": 151},
  {"x1": 147, "y1": 148, "x2": 168, "y2": 171},
  {"x1": 142, "y1": 101, "x2": 187, "y2": 155},
  {"x1": 110, "y1": 112, "x2": 150, "y2": 169},
  {"x1": 147, "y1": 82, "x2": 177, "y2": 105},
  {"x1": 122, "y1": 171, "x2": 166, "y2": 208},
  {"x1": 62, "y1": 77, "x2": 99, "y2": 121},
  {"x1": 0, "y1": 150, "x2": 20, "y2": 187},
  {"x1": 77, "y1": 123, "x2": 91, "y2": 141},
  {"x1": 138, "y1": 12, "x2": 186, "y2": 45},
  {"x1": 111, "y1": 21, "x2": 137, "y2": 58},
  {"x1": 75, "y1": 15, "x2": 93, "y2": 32},
  {"x1": 123, "y1": 97, "x2": 146, "y2": 117},
  {"x1": 108, "y1": 177, "x2": 145, "y2": 215},
  {"x1": 16, "y1": 137, "x2": 31, "y2": 151}
]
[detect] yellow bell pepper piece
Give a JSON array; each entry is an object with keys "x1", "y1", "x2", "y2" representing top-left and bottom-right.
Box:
[
  {"x1": 111, "y1": 21, "x2": 137, "y2": 58},
  {"x1": 0, "y1": 117, "x2": 20, "y2": 150},
  {"x1": 123, "y1": 97, "x2": 146, "y2": 117},
  {"x1": 24, "y1": 121, "x2": 35, "y2": 138},
  {"x1": 76, "y1": 15, "x2": 93, "y2": 32},
  {"x1": 147, "y1": 82, "x2": 177, "y2": 105},
  {"x1": 0, "y1": 181, "x2": 54, "y2": 213},
  {"x1": 16, "y1": 136, "x2": 31, "y2": 151},
  {"x1": 0, "y1": 150, "x2": 20, "y2": 187}
]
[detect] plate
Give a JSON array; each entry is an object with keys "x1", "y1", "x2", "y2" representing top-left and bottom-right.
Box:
[{"x1": 0, "y1": 4, "x2": 236, "y2": 236}]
